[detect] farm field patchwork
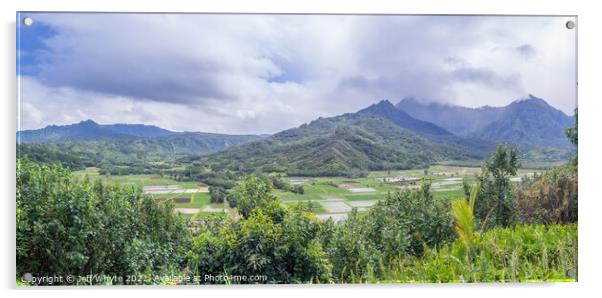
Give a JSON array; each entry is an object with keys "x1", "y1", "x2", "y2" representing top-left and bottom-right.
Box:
[{"x1": 73, "y1": 165, "x2": 543, "y2": 220}]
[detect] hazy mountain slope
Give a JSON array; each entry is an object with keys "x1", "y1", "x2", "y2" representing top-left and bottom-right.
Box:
[
  {"x1": 17, "y1": 120, "x2": 135, "y2": 143},
  {"x1": 17, "y1": 120, "x2": 267, "y2": 166},
  {"x1": 197, "y1": 105, "x2": 491, "y2": 176},
  {"x1": 102, "y1": 123, "x2": 175, "y2": 138},
  {"x1": 395, "y1": 97, "x2": 503, "y2": 134},
  {"x1": 396, "y1": 95, "x2": 575, "y2": 149},
  {"x1": 472, "y1": 95, "x2": 574, "y2": 149},
  {"x1": 18, "y1": 132, "x2": 267, "y2": 166},
  {"x1": 358, "y1": 100, "x2": 452, "y2": 136}
]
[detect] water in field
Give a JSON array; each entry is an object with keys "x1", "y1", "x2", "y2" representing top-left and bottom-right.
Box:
[{"x1": 315, "y1": 213, "x2": 348, "y2": 222}]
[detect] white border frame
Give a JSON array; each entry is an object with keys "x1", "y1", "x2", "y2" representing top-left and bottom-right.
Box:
[{"x1": 2, "y1": 1, "x2": 600, "y2": 297}]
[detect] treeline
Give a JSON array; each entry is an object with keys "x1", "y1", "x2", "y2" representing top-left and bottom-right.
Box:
[
  {"x1": 17, "y1": 143, "x2": 89, "y2": 171},
  {"x1": 16, "y1": 132, "x2": 263, "y2": 176}
]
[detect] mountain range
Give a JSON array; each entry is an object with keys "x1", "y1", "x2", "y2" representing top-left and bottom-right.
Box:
[
  {"x1": 396, "y1": 95, "x2": 575, "y2": 149},
  {"x1": 17, "y1": 120, "x2": 267, "y2": 166},
  {"x1": 17, "y1": 95, "x2": 576, "y2": 174},
  {"x1": 194, "y1": 100, "x2": 497, "y2": 176}
]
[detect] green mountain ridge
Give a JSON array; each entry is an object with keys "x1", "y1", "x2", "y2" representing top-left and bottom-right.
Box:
[
  {"x1": 194, "y1": 104, "x2": 492, "y2": 176},
  {"x1": 17, "y1": 97, "x2": 575, "y2": 175},
  {"x1": 17, "y1": 131, "x2": 266, "y2": 170}
]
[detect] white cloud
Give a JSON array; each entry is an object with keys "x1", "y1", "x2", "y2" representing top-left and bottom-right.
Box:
[{"x1": 18, "y1": 14, "x2": 577, "y2": 133}]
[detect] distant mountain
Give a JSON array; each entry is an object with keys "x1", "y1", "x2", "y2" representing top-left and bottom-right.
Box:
[
  {"x1": 18, "y1": 120, "x2": 133, "y2": 143},
  {"x1": 472, "y1": 95, "x2": 574, "y2": 149},
  {"x1": 102, "y1": 123, "x2": 175, "y2": 138},
  {"x1": 196, "y1": 101, "x2": 492, "y2": 177},
  {"x1": 17, "y1": 120, "x2": 267, "y2": 166},
  {"x1": 17, "y1": 119, "x2": 177, "y2": 143},
  {"x1": 396, "y1": 95, "x2": 575, "y2": 149},
  {"x1": 396, "y1": 98, "x2": 504, "y2": 135},
  {"x1": 358, "y1": 100, "x2": 452, "y2": 136},
  {"x1": 19, "y1": 132, "x2": 267, "y2": 166}
]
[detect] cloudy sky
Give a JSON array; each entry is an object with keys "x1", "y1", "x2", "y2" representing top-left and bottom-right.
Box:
[{"x1": 17, "y1": 13, "x2": 577, "y2": 134}]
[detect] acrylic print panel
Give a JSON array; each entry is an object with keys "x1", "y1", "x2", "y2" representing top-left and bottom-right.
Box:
[{"x1": 16, "y1": 13, "x2": 577, "y2": 285}]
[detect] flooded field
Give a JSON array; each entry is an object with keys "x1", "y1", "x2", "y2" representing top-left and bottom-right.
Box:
[{"x1": 75, "y1": 165, "x2": 542, "y2": 222}]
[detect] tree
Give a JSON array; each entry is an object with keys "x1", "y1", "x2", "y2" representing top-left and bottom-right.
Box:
[
  {"x1": 16, "y1": 158, "x2": 190, "y2": 284},
  {"x1": 474, "y1": 145, "x2": 520, "y2": 229},
  {"x1": 234, "y1": 175, "x2": 278, "y2": 219},
  {"x1": 187, "y1": 176, "x2": 332, "y2": 283},
  {"x1": 566, "y1": 108, "x2": 578, "y2": 165},
  {"x1": 566, "y1": 108, "x2": 578, "y2": 147},
  {"x1": 208, "y1": 186, "x2": 226, "y2": 204},
  {"x1": 517, "y1": 164, "x2": 577, "y2": 225},
  {"x1": 518, "y1": 108, "x2": 578, "y2": 225},
  {"x1": 363, "y1": 180, "x2": 454, "y2": 259},
  {"x1": 293, "y1": 185, "x2": 305, "y2": 194}
]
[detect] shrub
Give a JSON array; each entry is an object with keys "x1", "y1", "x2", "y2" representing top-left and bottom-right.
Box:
[
  {"x1": 187, "y1": 179, "x2": 332, "y2": 283},
  {"x1": 16, "y1": 158, "x2": 190, "y2": 285},
  {"x1": 365, "y1": 181, "x2": 455, "y2": 258},
  {"x1": 208, "y1": 186, "x2": 227, "y2": 204},
  {"x1": 518, "y1": 164, "x2": 577, "y2": 225},
  {"x1": 383, "y1": 224, "x2": 577, "y2": 283}
]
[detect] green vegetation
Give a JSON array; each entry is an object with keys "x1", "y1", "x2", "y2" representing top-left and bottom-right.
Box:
[
  {"x1": 474, "y1": 145, "x2": 520, "y2": 229},
  {"x1": 17, "y1": 158, "x2": 190, "y2": 285},
  {"x1": 376, "y1": 224, "x2": 577, "y2": 283},
  {"x1": 518, "y1": 162, "x2": 577, "y2": 225},
  {"x1": 17, "y1": 143, "x2": 88, "y2": 171},
  {"x1": 187, "y1": 176, "x2": 332, "y2": 283},
  {"x1": 16, "y1": 156, "x2": 577, "y2": 284},
  {"x1": 15, "y1": 107, "x2": 578, "y2": 285},
  {"x1": 194, "y1": 112, "x2": 489, "y2": 177},
  {"x1": 19, "y1": 132, "x2": 264, "y2": 176}
]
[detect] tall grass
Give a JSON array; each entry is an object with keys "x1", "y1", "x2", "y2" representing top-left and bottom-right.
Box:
[{"x1": 366, "y1": 223, "x2": 577, "y2": 283}]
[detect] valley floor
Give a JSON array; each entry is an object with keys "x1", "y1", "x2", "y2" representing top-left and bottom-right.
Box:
[{"x1": 73, "y1": 165, "x2": 544, "y2": 222}]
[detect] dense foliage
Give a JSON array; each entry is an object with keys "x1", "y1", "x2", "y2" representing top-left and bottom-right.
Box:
[
  {"x1": 16, "y1": 124, "x2": 578, "y2": 284},
  {"x1": 17, "y1": 143, "x2": 89, "y2": 171},
  {"x1": 517, "y1": 164, "x2": 578, "y2": 225},
  {"x1": 318, "y1": 182, "x2": 455, "y2": 282},
  {"x1": 17, "y1": 158, "x2": 190, "y2": 285},
  {"x1": 18, "y1": 132, "x2": 264, "y2": 176},
  {"x1": 377, "y1": 224, "x2": 577, "y2": 283},
  {"x1": 187, "y1": 176, "x2": 332, "y2": 283},
  {"x1": 516, "y1": 111, "x2": 578, "y2": 226}
]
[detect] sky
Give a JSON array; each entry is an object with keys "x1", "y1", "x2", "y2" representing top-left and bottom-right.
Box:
[{"x1": 17, "y1": 13, "x2": 577, "y2": 134}]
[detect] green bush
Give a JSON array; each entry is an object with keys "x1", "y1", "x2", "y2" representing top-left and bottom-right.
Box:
[
  {"x1": 317, "y1": 181, "x2": 455, "y2": 282},
  {"x1": 381, "y1": 224, "x2": 577, "y2": 283},
  {"x1": 208, "y1": 186, "x2": 227, "y2": 204},
  {"x1": 16, "y1": 158, "x2": 190, "y2": 285},
  {"x1": 365, "y1": 181, "x2": 455, "y2": 258},
  {"x1": 186, "y1": 177, "x2": 332, "y2": 283}
]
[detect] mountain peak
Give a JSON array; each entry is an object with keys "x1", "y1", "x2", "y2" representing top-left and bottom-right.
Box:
[
  {"x1": 375, "y1": 99, "x2": 395, "y2": 107},
  {"x1": 511, "y1": 94, "x2": 549, "y2": 106},
  {"x1": 77, "y1": 119, "x2": 99, "y2": 126},
  {"x1": 358, "y1": 100, "x2": 451, "y2": 136},
  {"x1": 360, "y1": 99, "x2": 396, "y2": 112}
]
